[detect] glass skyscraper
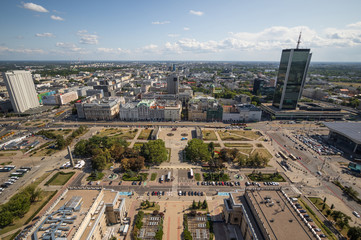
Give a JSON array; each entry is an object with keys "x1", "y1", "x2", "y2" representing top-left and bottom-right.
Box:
[{"x1": 272, "y1": 49, "x2": 312, "y2": 110}]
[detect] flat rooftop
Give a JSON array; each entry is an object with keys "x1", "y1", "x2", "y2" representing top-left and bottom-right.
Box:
[
  {"x1": 324, "y1": 122, "x2": 361, "y2": 144},
  {"x1": 246, "y1": 190, "x2": 315, "y2": 240},
  {"x1": 33, "y1": 189, "x2": 101, "y2": 240}
]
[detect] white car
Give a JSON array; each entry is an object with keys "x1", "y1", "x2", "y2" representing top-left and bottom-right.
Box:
[{"x1": 353, "y1": 211, "x2": 360, "y2": 218}]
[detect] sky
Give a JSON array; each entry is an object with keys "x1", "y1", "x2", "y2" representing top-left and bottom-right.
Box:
[{"x1": 1, "y1": 0, "x2": 361, "y2": 62}]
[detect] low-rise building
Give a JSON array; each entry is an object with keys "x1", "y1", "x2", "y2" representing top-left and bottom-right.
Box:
[
  {"x1": 188, "y1": 96, "x2": 222, "y2": 122},
  {"x1": 42, "y1": 91, "x2": 78, "y2": 105},
  {"x1": 119, "y1": 99, "x2": 181, "y2": 121},
  {"x1": 77, "y1": 97, "x2": 121, "y2": 120},
  {"x1": 223, "y1": 189, "x2": 316, "y2": 240},
  {"x1": 30, "y1": 188, "x2": 126, "y2": 240}
]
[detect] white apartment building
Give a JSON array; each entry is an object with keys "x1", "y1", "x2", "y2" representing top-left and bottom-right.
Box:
[{"x1": 3, "y1": 70, "x2": 40, "y2": 113}]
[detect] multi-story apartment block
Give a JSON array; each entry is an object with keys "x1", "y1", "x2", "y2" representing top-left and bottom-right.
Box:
[
  {"x1": 188, "y1": 96, "x2": 223, "y2": 122},
  {"x1": 3, "y1": 70, "x2": 40, "y2": 113}
]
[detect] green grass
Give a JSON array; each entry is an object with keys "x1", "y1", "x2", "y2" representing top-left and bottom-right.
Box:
[
  {"x1": 203, "y1": 173, "x2": 230, "y2": 181},
  {"x1": 138, "y1": 129, "x2": 152, "y2": 140},
  {"x1": 202, "y1": 130, "x2": 218, "y2": 141},
  {"x1": 97, "y1": 128, "x2": 138, "y2": 140},
  {"x1": 195, "y1": 173, "x2": 201, "y2": 181},
  {"x1": 224, "y1": 143, "x2": 253, "y2": 148},
  {"x1": 141, "y1": 203, "x2": 160, "y2": 212},
  {"x1": 252, "y1": 148, "x2": 273, "y2": 160},
  {"x1": 86, "y1": 172, "x2": 105, "y2": 181},
  {"x1": 0, "y1": 191, "x2": 56, "y2": 235},
  {"x1": 238, "y1": 148, "x2": 253, "y2": 155},
  {"x1": 122, "y1": 173, "x2": 148, "y2": 181},
  {"x1": 248, "y1": 173, "x2": 285, "y2": 182},
  {"x1": 218, "y1": 130, "x2": 262, "y2": 141},
  {"x1": 150, "y1": 173, "x2": 157, "y2": 181},
  {"x1": 45, "y1": 171, "x2": 75, "y2": 186}
]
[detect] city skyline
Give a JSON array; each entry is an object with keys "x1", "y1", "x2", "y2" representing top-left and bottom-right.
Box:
[{"x1": 1, "y1": 0, "x2": 361, "y2": 61}]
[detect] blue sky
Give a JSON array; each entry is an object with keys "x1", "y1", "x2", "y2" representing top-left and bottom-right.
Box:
[{"x1": 1, "y1": 0, "x2": 361, "y2": 61}]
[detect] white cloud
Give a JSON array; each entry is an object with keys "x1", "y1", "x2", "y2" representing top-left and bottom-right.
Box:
[
  {"x1": 35, "y1": 33, "x2": 55, "y2": 38},
  {"x1": 152, "y1": 21, "x2": 170, "y2": 25},
  {"x1": 77, "y1": 30, "x2": 99, "y2": 45},
  {"x1": 347, "y1": 21, "x2": 361, "y2": 28},
  {"x1": 0, "y1": 46, "x2": 44, "y2": 54},
  {"x1": 22, "y1": 2, "x2": 48, "y2": 13},
  {"x1": 168, "y1": 34, "x2": 180, "y2": 38},
  {"x1": 183, "y1": 27, "x2": 190, "y2": 31},
  {"x1": 161, "y1": 24, "x2": 361, "y2": 55},
  {"x1": 56, "y1": 42, "x2": 84, "y2": 52},
  {"x1": 189, "y1": 10, "x2": 204, "y2": 16},
  {"x1": 50, "y1": 15, "x2": 64, "y2": 21},
  {"x1": 97, "y1": 48, "x2": 130, "y2": 54}
]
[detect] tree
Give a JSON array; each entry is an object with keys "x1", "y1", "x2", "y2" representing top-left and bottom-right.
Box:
[
  {"x1": 330, "y1": 204, "x2": 334, "y2": 210},
  {"x1": 202, "y1": 200, "x2": 208, "y2": 209},
  {"x1": 323, "y1": 197, "x2": 327, "y2": 203},
  {"x1": 91, "y1": 155, "x2": 107, "y2": 171},
  {"x1": 56, "y1": 135, "x2": 66, "y2": 150},
  {"x1": 347, "y1": 226, "x2": 361, "y2": 240},
  {"x1": 24, "y1": 185, "x2": 42, "y2": 203},
  {"x1": 183, "y1": 229, "x2": 193, "y2": 240},
  {"x1": 197, "y1": 200, "x2": 201, "y2": 209},
  {"x1": 322, "y1": 204, "x2": 326, "y2": 211},
  {"x1": 0, "y1": 210, "x2": 13, "y2": 227},
  {"x1": 208, "y1": 142, "x2": 215, "y2": 158},
  {"x1": 192, "y1": 200, "x2": 197, "y2": 209},
  {"x1": 326, "y1": 209, "x2": 331, "y2": 217},
  {"x1": 141, "y1": 139, "x2": 168, "y2": 165},
  {"x1": 74, "y1": 140, "x2": 88, "y2": 156},
  {"x1": 185, "y1": 139, "x2": 211, "y2": 162}
]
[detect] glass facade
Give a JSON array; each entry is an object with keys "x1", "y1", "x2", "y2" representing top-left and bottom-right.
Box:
[{"x1": 272, "y1": 49, "x2": 311, "y2": 110}]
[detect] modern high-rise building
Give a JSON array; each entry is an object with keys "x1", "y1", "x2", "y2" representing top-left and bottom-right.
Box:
[
  {"x1": 272, "y1": 48, "x2": 312, "y2": 110},
  {"x1": 167, "y1": 74, "x2": 179, "y2": 95},
  {"x1": 3, "y1": 70, "x2": 40, "y2": 113}
]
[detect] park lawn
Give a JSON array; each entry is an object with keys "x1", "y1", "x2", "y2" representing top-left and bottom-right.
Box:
[
  {"x1": 98, "y1": 128, "x2": 138, "y2": 140},
  {"x1": 195, "y1": 173, "x2": 202, "y2": 181},
  {"x1": 224, "y1": 143, "x2": 253, "y2": 148},
  {"x1": 238, "y1": 148, "x2": 253, "y2": 155},
  {"x1": 141, "y1": 203, "x2": 160, "y2": 212},
  {"x1": 167, "y1": 148, "x2": 171, "y2": 162},
  {"x1": 217, "y1": 131, "x2": 249, "y2": 141},
  {"x1": 332, "y1": 81, "x2": 361, "y2": 87},
  {"x1": 256, "y1": 143, "x2": 264, "y2": 148},
  {"x1": 122, "y1": 173, "x2": 149, "y2": 181},
  {"x1": 0, "y1": 152, "x2": 17, "y2": 157},
  {"x1": 248, "y1": 173, "x2": 285, "y2": 182},
  {"x1": 0, "y1": 191, "x2": 56, "y2": 235},
  {"x1": 45, "y1": 171, "x2": 75, "y2": 185},
  {"x1": 138, "y1": 129, "x2": 152, "y2": 140},
  {"x1": 202, "y1": 130, "x2": 218, "y2": 141},
  {"x1": 32, "y1": 172, "x2": 52, "y2": 187},
  {"x1": 227, "y1": 130, "x2": 262, "y2": 140},
  {"x1": 31, "y1": 145, "x2": 57, "y2": 157},
  {"x1": 47, "y1": 129, "x2": 72, "y2": 136},
  {"x1": 252, "y1": 148, "x2": 273, "y2": 160},
  {"x1": 150, "y1": 173, "x2": 157, "y2": 181}
]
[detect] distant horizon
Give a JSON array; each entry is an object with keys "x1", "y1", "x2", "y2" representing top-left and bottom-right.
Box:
[
  {"x1": 1, "y1": 1, "x2": 361, "y2": 61},
  {"x1": 1, "y1": 60, "x2": 361, "y2": 64}
]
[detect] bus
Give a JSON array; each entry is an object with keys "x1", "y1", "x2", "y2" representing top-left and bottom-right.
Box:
[
  {"x1": 189, "y1": 169, "x2": 194, "y2": 178},
  {"x1": 289, "y1": 154, "x2": 297, "y2": 161},
  {"x1": 10, "y1": 172, "x2": 24, "y2": 177},
  {"x1": 166, "y1": 171, "x2": 171, "y2": 182},
  {"x1": 160, "y1": 175, "x2": 164, "y2": 183},
  {"x1": 278, "y1": 151, "x2": 289, "y2": 160}
]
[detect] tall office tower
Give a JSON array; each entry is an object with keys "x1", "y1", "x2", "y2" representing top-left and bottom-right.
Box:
[
  {"x1": 167, "y1": 74, "x2": 179, "y2": 95},
  {"x1": 3, "y1": 70, "x2": 40, "y2": 113},
  {"x1": 272, "y1": 48, "x2": 312, "y2": 110}
]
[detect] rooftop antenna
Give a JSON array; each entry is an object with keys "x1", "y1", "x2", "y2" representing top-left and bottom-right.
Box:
[{"x1": 296, "y1": 31, "x2": 302, "y2": 49}]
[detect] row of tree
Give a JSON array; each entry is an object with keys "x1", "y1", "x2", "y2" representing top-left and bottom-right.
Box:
[
  {"x1": 0, "y1": 185, "x2": 42, "y2": 227},
  {"x1": 74, "y1": 136, "x2": 168, "y2": 171},
  {"x1": 185, "y1": 139, "x2": 269, "y2": 169}
]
